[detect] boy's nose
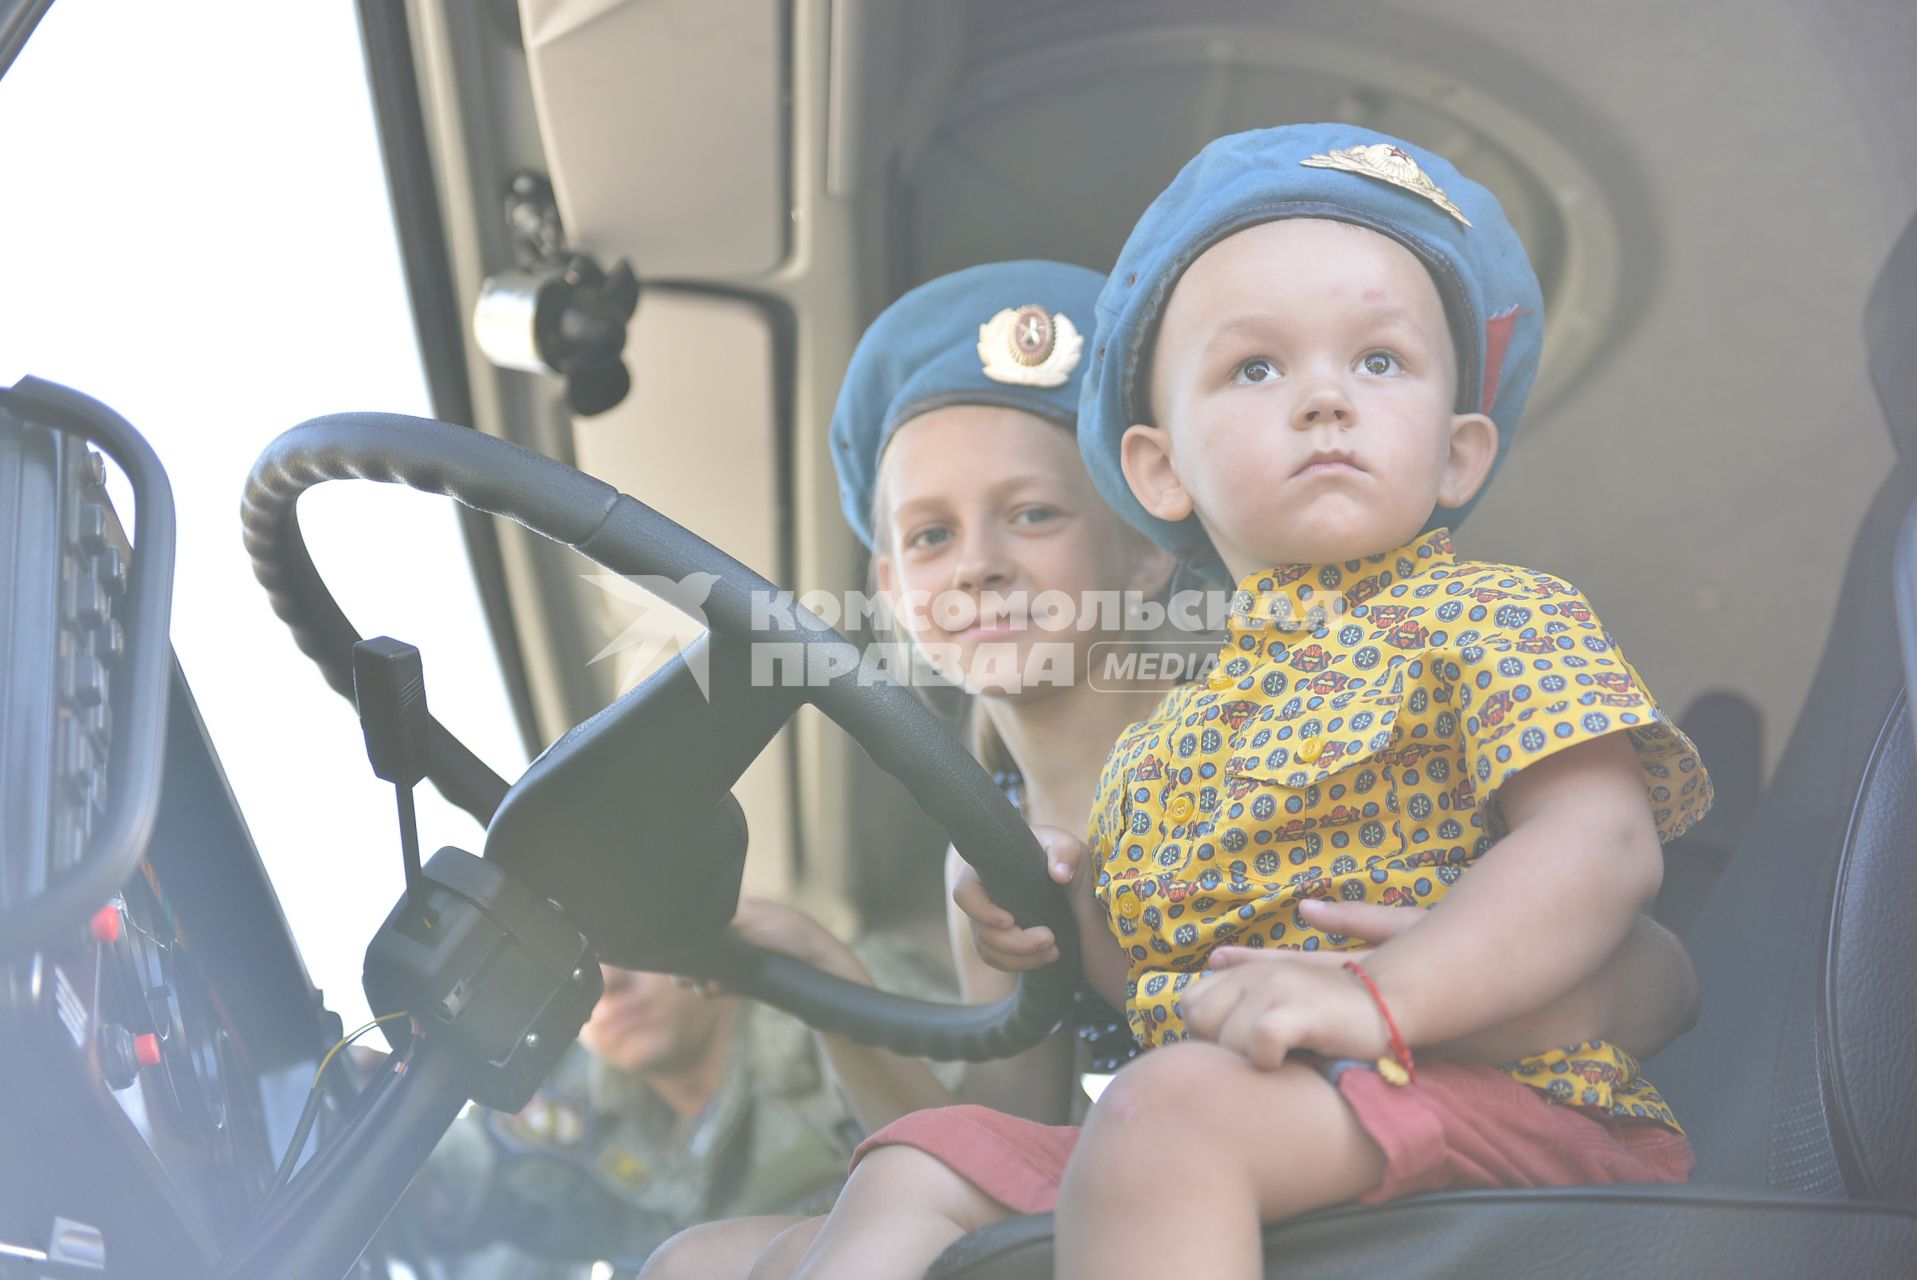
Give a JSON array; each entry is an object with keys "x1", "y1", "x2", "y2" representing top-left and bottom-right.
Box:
[
  {"x1": 1292, "y1": 381, "x2": 1354, "y2": 429},
  {"x1": 953, "y1": 535, "x2": 1014, "y2": 592},
  {"x1": 954, "y1": 557, "x2": 1013, "y2": 593}
]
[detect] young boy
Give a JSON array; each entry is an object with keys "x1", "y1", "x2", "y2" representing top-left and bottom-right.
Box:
[
  {"x1": 1046, "y1": 121, "x2": 1710, "y2": 1276},
  {"x1": 778, "y1": 124, "x2": 1711, "y2": 1280}
]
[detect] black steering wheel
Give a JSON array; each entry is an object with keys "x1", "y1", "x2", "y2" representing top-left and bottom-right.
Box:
[{"x1": 241, "y1": 412, "x2": 1079, "y2": 1062}]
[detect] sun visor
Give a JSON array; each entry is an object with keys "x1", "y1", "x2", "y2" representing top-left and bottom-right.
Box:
[{"x1": 520, "y1": 0, "x2": 788, "y2": 277}]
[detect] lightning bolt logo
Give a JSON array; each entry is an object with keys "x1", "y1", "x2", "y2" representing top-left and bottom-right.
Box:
[{"x1": 582, "y1": 572, "x2": 721, "y2": 700}]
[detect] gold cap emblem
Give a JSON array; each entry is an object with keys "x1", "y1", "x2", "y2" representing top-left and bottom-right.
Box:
[
  {"x1": 1300, "y1": 143, "x2": 1472, "y2": 227},
  {"x1": 978, "y1": 304, "x2": 1084, "y2": 387}
]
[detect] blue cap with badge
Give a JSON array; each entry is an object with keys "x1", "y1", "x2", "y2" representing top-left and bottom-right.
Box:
[
  {"x1": 1077, "y1": 122, "x2": 1546, "y2": 584},
  {"x1": 830, "y1": 259, "x2": 1105, "y2": 548}
]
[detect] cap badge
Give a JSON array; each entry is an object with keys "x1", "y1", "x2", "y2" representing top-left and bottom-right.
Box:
[
  {"x1": 1301, "y1": 144, "x2": 1472, "y2": 228},
  {"x1": 979, "y1": 304, "x2": 1084, "y2": 387}
]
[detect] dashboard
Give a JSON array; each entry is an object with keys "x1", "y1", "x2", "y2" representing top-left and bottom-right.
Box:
[{"x1": 1, "y1": 390, "x2": 324, "y2": 1278}]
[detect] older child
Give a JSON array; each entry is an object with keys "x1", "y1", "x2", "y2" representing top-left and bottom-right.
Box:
[
  {"x1": 639, "y1": 259, "x2": 1175, "y2": 1279},
  {"x1": 781, "y1": 128, "x2": 1711, "y2": 1280}
]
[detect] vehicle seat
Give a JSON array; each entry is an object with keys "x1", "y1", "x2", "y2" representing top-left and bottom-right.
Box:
[{"x1": 919, "y1": 212, "x2": 1917, "y2": 1279}]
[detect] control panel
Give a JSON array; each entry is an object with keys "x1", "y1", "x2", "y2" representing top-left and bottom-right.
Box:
[
  {"x1": 1, "y1": 392, "x2": 329, "y2": 1278},
  {"x1": 3, "y1": 426, "x2": 126, "y2": 893}
]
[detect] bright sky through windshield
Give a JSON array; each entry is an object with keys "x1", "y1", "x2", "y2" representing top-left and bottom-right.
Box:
[{"x1": 0, "y1": 0, "x2": 528, "y2": 1037}]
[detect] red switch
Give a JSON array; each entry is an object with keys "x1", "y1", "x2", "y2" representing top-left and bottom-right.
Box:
[
  {"x1": 134, "y1": 1033, "x2": 162, "y2": 1067},
  {"x1": 90, "y1": 904, "x2": 122, "y2": 944}
]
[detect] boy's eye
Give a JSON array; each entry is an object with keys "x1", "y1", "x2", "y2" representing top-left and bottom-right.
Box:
[
  {"x1": 1232, "y1": 357, "x2": 1280, "y2": 385},
  {"x1": 1358, "y1": 351, "x2": 1402, "y2": 376},
  {"x1": 1013, "y1": 505, "x2": 1060, "y2": 527},
  {"x1": 907, "y1": 525, "x2": 952, "y2": 551}
]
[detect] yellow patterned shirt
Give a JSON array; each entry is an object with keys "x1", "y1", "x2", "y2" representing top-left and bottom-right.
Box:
[{"x1": 1088, "y1": 529, "x2": 1712, "y2": 1129}]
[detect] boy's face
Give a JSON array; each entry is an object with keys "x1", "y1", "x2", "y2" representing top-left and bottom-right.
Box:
[
  {"x1": 1121, "y1": 218, "x2": 1498, "y2": 580},
  {"x1": 874, "y1": 404, "x2": 1170, "y2": 697}
]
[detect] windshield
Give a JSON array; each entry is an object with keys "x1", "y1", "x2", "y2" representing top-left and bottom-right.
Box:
[{"x1": 0, "y1": 0, "x2": 526, "y2": 1034}]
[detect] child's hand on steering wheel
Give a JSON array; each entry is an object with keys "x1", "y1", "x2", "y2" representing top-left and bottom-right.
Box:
[{"x1": 952, "y1": 826, "x2": 1089, "y2": 972}]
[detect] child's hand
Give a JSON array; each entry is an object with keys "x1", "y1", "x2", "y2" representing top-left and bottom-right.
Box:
[
  {"x1": 1292, "y1": 897, "x2": 1427, "y2": 948},
  {"x1": 1206, "y1": 897, "x2": 1427, "y2": 971},
  {"x1": 1183, "y1": 952, "x2": 1390, "y2": 1070},
  {"x1": 951, "y1": 827, "x2": 1086, "y2": 972}
]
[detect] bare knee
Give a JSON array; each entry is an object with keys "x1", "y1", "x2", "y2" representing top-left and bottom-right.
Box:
[
  {"x1": 1074, "y1": 1049, "x2": 1382, "y2": 1219},
  {"x1": 637, "y1": 1224, "x2": 715, "y2": 1280},
  {"x1": 1091, "y1": 1042, "x2": 1243, "y2": 1133},
  {"x1": 745, "y1": 1218, "x2": 824, "y2": 1280},
  {"x1": 640, "y1": 1215, "x2": 811, "y2": 1280},
  {"x1": 788, "y1": 1146, "x2": 1009, "y2": 1280},
  {"x1": 1079, "y1": 1045, "x2": 1338, "y2": 1180}
]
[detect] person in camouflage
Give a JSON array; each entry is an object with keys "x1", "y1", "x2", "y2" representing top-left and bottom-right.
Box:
[{"x1": 378, "y1": 926, "x2": 952, "y2": 1280}]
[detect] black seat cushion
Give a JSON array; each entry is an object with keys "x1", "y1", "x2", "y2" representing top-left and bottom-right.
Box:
[
  {"x1": 1827, "y1": 697, "x2": 1917, "y2": 1206},
  {"x1": 925, "y1": 1189, "x2": 1917, "y2": 1279}
]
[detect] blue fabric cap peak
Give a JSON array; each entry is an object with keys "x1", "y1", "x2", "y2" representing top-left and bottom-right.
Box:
[
  {"x1": 1078, "y1": 122, "x2": 1546, "y2": 584},
  {"x1": 831, "y1": 260, "x2": 1105, "y2": 548}
]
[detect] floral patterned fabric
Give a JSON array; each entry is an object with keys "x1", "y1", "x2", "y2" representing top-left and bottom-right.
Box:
[{"x1": 1087, "y1": 529, "x2": 1712, "y2": 1128}]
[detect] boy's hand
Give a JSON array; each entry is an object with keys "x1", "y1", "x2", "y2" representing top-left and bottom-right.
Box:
[
  {"x1": 1206, "y1": 897, "x2": 1427, "y2": 971},
  {"x1": 1183, "y1": 955, "x2": 1390, "y2": 1070},
  {"x1": 1194, "y1": 899, "x2": 1422, "y2": 1068},
  {"x1": 952, "y1": 827, "x2": 1087, "y2": 972}
]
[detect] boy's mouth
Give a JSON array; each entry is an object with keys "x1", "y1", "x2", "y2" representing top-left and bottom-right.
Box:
[{"x1": 1293, "y1": 448, "x2": 1365, "y2": 478}]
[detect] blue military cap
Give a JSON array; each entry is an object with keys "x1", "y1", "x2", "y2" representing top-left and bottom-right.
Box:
[
  {"x1": 831, "y1": 260, "x2": 1105, "y2": 548},
  {"x1": 1079, "y1": 122, "x2": 1546, "y2": 583}
]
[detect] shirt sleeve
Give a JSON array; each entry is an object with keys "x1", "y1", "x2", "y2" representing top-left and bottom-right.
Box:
[
  {"x1": 1446, "y1": 567, "x2": 1712, "y2": 842},
  {"x1": 1087, "y1": 720, "x2": 1140, "y2": 870}
]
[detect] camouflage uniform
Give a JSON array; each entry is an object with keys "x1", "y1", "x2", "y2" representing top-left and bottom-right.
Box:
[{"x1": 386, "y1": 937, "x2": 954, "y2": 1279}]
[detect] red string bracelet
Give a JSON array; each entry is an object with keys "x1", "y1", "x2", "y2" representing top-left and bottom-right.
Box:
[{"x1": 1342, "y1": 959, "x2": 1416, "y2": 1086}]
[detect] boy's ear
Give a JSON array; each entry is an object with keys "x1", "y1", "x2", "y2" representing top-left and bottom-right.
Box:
[
  {"x1": 873, "y1": 551, "x2": 897, "y2": 598},
  {"x1": 1120, "y1": 423, "x2": 1193, "y2": 523},
  {"x1": 1436, "y1": 412, "x2": 1500, "y2": 510}
]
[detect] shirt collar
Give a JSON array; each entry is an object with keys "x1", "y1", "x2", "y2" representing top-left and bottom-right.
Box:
[{"x1": 1225, "y1": 528, "x2": 1456, "y2": 646}]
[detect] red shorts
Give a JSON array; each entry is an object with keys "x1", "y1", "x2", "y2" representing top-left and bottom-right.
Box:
[{"x1": 851, "y1": 1060, "x2": 1693, "y2": 1215}]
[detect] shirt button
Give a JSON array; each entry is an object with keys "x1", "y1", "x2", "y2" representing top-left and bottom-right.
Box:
[
  {"x1": 1166, "y1": 794, "x2": 1196, "y2": 824},
  {"x1": 1117, "y1": 887, "x2": 1145, "y2": 920},
  {"x1": 1207, "y1": 669, "x2": 1233, "y2": 691},
  {"x1": 1294, "y1": 737, "x2": 1324, "y2": 764}
]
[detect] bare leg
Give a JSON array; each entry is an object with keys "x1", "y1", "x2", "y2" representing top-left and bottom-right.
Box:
[
  {"x1": 638, "y1": 1214, "x2": 814, "y2": 1280},
  {"x1": 789, "y1": 1144, "x2": 1012, "y2": 1280},
  {"x1": 745, "y1": 1217, "x2": 825, "y2": 1280},
  {"x1": 1055, "y1": 1043, "x2": 1385, "y2": 1280}
]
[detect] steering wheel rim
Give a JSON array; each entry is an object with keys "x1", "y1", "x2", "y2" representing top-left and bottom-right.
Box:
[{"x1": 241, "y1": 412, "x2": 1081, "y2": 1061}]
